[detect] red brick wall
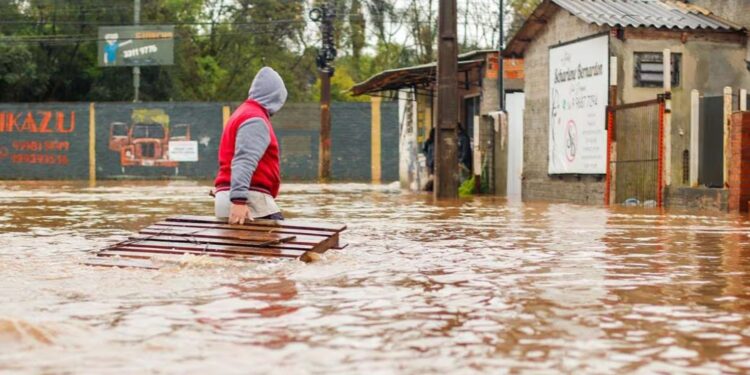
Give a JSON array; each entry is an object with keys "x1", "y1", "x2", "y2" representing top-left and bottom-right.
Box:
[{"x1": 728, "y1": 112, "x2": 750, "y2": 212}]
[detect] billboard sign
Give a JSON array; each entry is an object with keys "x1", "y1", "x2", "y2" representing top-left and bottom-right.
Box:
[
  {"x1": 98, "y1": 25, "x2": 174, "y2": 67},
  {"x1": 548, "y1": 34, "x2": 609, "y2": 174}
]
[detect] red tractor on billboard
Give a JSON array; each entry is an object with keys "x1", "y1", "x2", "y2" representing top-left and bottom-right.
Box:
[{"x1": 108, "y1": 121, "x2": 191, "y2": 168}]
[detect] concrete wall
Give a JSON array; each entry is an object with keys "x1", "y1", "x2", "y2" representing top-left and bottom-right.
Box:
[
  {"x1": 688, "y1": 0, "x2": 750, "y2": 28},
  {"x1": 521, "y1": 10, "x2": 607, "y2": 204},
  {"x1": 688, "y1": 1, "x2": 750, "y2": 86},
  {"x1": 0, "y1": 101, "x2": 399, "y2": 182},
  {"x1": 665, "y1": 186, "x2": 728, "y2": 212},
  {"x1": 239, "y1": 101, "x2": 402, "y2": 182}
]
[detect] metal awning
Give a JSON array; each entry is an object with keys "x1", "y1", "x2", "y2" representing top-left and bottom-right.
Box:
[{"x1": 350, "y1": 59, "x2": 485, "y2": 96}]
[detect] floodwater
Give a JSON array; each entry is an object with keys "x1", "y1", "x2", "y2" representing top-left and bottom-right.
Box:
[{"x1": 1, "y1": 181, "x2": 750, "y2": 374}]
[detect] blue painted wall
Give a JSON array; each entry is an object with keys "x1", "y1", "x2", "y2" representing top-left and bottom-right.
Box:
[{"x1": 0, "y1": 101, "x2": 399, "y2": 182}]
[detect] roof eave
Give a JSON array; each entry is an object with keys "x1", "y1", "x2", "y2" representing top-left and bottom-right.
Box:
[{"x1": 350, "y1": 59, "x2": 485, "y2": 96}]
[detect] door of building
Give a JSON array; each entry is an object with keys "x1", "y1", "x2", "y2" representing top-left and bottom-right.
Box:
[
  {"x1": 506, "y1": 93, "x2": 525, "y2": 199},
  {"x1": 699, "y1": 96, "x2": 725, "y2": 188}
]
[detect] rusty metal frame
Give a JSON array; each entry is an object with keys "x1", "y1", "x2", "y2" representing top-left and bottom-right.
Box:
[
  {"x1": 658, "y1": 97, "x2": 666, "y2": 208},
  {"x1": 605, "y1": 96, "x2": 665, "y2": 207}
]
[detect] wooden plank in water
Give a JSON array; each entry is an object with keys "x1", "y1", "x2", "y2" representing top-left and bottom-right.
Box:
[
  {"x1": 128, "y1": 234, "x2": 314, "y2": 251},
  {"x1": 108, "y1": 240, "x2": 305, "y2": 257},
  {"x1": 85, "y1": 215, "x2": 347, "y2": 269},
  {"x1": 138, "y1": 227, "x2": 296, "y2": 245},
  {"x1": 310, "y1": 232, "x2": 339, "y2": 253},
  {"x1": 150, "y1": 221, "x2": 335, "y2": 238},
  {"x1": 141, "y1": 223, "x2": 324, "y2": 244},
  {"x1": 99, "y1": 249, "x2": 259, "y2": 259},
  {"x1": 82, "y1": 257, "x2": 161, "y2": 270},
  {"x1": 167, "y1": 215, "x2": 347, "y2": 233}
]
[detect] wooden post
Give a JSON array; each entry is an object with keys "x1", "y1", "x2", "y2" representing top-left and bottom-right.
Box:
[
  {"x1": 371, "y1": 96, "x2": 382, "y2": 183},
  {"x1": 663, "y1": 49, "x2": 672, "y2": 188},
  {"x1": 741, "y1": 89, "x2": 747, "y2": 111},
  {"x1": 473, "y1": 114, "x2": 482, "y2": 194},
  {"x1": 608, "y1": 56, "x2": 618, "y2": 205},
  {"x1": 89, "y1": 103, "x2": 96, "y2": 186},
  {"x1": 724, "y1": 86, "x2": 732, "y2": 187},
  {"x1": 690, "y1": 89, "x2": 700, "y2": 187},
  {"x1": 222, "y1": 105, "x2": 231, "y2": 129},
  {"x1": 435, "y1": 0, "x2": 459, "y2": 199},
  {"x1": 319, "y1": 71, "x2": 332, "y2": 182}
]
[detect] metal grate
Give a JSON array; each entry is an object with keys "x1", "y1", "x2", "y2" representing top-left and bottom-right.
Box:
[{"x1": 606, "y1": 97, "x2": 665, "y2": 207}]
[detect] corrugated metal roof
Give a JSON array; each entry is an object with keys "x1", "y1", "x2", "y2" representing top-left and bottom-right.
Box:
[
  {"x1": 505, "y1": 0, "x2": 745, "y2": 56},
  {"x1": 552, "y1": 0, "x2": 741, "y2": 31},
  {"x1": 350, "y1": 59, "x2": 486, "y2": 96}
]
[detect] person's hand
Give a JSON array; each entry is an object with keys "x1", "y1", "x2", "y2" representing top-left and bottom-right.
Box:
[{"x1": 229, "y1": 203, "x2": 252, "y2": 225}]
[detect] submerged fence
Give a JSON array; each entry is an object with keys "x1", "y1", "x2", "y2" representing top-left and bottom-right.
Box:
[
  {"x1": 0, "y1": 101, "x2": 398, "y2": 182},
  {"x1": 606, "y1": 96, "x2": 665, "y2": 207}
]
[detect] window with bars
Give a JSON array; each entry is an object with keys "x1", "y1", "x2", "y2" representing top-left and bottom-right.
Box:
[{"x1": 634, "y1": 52, "x2": 681, "y2": 88}]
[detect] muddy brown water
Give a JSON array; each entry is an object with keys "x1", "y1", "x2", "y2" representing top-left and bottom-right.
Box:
[{"x1": 1, "y1": 181, "x2": 750, "y2": 374}]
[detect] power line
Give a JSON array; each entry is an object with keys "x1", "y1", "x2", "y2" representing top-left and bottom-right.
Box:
[
  {"x1": 0, "y1": 27, "x2": 308, "y2": 45},
  {"x1": 0, "y1": 18, "x2": 309, "y2": 26}
]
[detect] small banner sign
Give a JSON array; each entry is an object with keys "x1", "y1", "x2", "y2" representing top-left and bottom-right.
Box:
[
  {"x1": 98, "y1": 25, "x2": 174, "y2": 67},
  {"x1": 168, "y1": 141, "x2": 199, "y2": 162}
]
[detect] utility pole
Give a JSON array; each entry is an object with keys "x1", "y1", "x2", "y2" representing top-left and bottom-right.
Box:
[
  {"x1": 133, "y1": 0, "x2": 140, "y2": 102},
  {"x1": 311, "y1": 2, "x2": 336, "y2": 182},
  {"x1": 498, "y1": 0, "x2": 504, "y2": 111},
  {"x1": 435, "y1": 0, "x2": 459, "y2": 199}
]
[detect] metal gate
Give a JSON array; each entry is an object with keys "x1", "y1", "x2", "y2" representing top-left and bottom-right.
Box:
[
  {"x1": 605, "y1": 96, "x2": 665, "y2": 207},
  {"x1": 699, "y1": 96, "x2": 725, "y2": 188}
]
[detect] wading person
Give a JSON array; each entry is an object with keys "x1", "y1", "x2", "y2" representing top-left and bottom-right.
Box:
[{"x1": 213, "y1": 67, "x2": 287, "y2": 224}]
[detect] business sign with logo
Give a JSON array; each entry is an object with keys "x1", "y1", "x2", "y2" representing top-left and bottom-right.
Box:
[
  {"x1": 98, "y1": 25, "x2": 174, "y2": 67},
  {"x1": 548, "y1": 34, "x2": 609, "y2": 174},
  {"x1": 0, "y1": 104, "x2": 90, "y2": 179}
]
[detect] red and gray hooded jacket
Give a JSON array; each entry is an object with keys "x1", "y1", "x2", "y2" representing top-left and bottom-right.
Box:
[{"x1": 214, "y1": 67, "x2": 287, "y2": 203}]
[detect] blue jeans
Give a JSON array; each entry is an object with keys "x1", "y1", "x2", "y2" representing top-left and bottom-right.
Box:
[{"x1": 259, "y1": 212, "x2": 284, "y2": 220}]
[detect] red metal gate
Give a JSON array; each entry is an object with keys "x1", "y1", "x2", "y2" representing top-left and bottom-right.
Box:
[{"x1": 605, "y1": 96, "x2": 665, "y2": 207}]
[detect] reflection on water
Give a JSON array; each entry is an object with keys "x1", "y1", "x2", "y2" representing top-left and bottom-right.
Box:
[{"x1": 1, "y1": 180, "x2": 750, "y2": 373}]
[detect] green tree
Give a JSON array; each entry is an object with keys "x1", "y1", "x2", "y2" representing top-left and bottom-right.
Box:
[
  {"x1": 507, "y1": 0, "x2": 541, "y2": 42},
  {"x1": 312, "y1": 61, "x2": 368, "y2": 102},
  {"x1": 0, "y1": 0, "x2": 510, "y2": 103}
]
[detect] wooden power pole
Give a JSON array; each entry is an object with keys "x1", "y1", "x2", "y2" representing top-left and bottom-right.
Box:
[
  {"x1": 133, "y1": 0, "x2": 141, "y2": 102},
  {"x1": 319, "y1": 69, "x2": 332, "y2": 181},
  {"x1": 435, "y1": 0, "x2": 459, "y2": 199},
  {"x1": 498, "y1": 0, "x2": 504, "y2": 111},
  {"x1": 311, "y1": 2, "x2": 336, "y2": 182}
]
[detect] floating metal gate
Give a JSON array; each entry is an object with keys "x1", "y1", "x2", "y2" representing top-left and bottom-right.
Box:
[{"x1": 605, "y1": 97, "x2": 665, "y2": 207}]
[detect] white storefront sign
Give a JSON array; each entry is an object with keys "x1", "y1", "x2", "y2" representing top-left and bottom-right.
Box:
[
  {"x1": 548, "y1": 34, "x2": 609, "y2": 174},
  {"x1": 168, "y1": 141, "x2": 199, "y2": 162}
]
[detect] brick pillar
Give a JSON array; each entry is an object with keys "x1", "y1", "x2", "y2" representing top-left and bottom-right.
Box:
[{"x1": 728, "y1": 112, "x2": 750, "y2": 212}]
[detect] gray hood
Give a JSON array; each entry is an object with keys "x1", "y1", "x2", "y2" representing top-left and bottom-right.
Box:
[{"x1": 248, "y1": 67, "x2": 288, "y2": 115}]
